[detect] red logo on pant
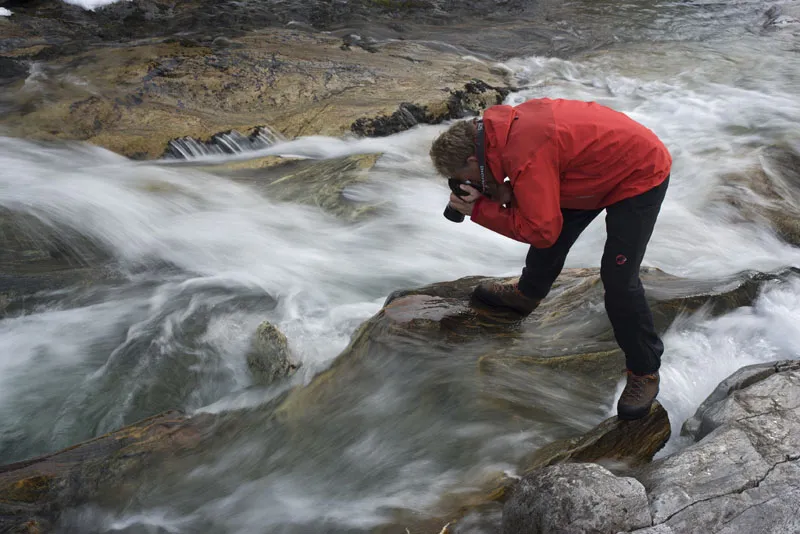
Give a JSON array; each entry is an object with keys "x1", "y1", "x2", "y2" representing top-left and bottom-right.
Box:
[{"x1": 616, "y1": 254, "x2": 627, "y2": 265}]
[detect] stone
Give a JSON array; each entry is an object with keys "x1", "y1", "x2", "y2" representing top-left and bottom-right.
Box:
[
  {"x1": 682, "y1": 360, "x2": 800, "y2": 440},
  {"x1": 246, "y1": 321, "x2": 299, "y2": 385},
  {"x1": 0, "y1": 29, "x2": 512, "y2": 159},
  {"x1": 714, "y1": 144, "x2": 800, "y2": 247},
  {"x1": 501, "y1": 463, "x2": 652, "y2": 534},
  {"x1": 521, "y1": 401, "x2": 671, "y2": 472},
  {"x1": 377, "y1": 402, "x2": 670, "y2": 534},
  {"x1": 636, "y1": 361, "x2": 800, "y2": 534},
  {"x1": 0, "y1": 410, "x2": 218, "y2": 533}
]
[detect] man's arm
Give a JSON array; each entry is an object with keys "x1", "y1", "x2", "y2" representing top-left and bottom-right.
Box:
[{"x1": 471, "y1": 150, "x2": 562, "y2": 248}]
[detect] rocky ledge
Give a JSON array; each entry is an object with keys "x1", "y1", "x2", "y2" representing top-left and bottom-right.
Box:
[
  {"x1": 1, "y1": 24, "x2": 512, "y2": 159},
  {"x1": 502, "y1": 360, "x2": 800, "y2": 534}
]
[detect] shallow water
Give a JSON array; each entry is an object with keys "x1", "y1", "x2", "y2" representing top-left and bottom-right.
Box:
[{"x1": 1, "y1": 0, "x2": 799, "y2": 531}]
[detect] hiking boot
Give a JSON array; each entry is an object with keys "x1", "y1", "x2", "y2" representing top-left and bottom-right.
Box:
[
  {"x1": 472, "y1": 280, "x2": 541, "y2": 315},
  {"x1": 617, "y1": 370, "x2": 660, "y2": 420}
]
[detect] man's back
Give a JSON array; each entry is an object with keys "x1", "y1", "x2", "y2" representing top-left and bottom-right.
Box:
[{"x1": 490, "y1": 98, "x2": 672, "y2": 210}]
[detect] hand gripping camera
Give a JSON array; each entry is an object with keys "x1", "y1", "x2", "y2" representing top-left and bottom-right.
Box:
[{"x1": 442, "y1": 119, "x2": 487, "y2": 223}]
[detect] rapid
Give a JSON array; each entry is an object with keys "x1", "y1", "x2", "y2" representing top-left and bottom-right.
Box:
[{"x1": 1, "y1": 0, "x2": 799, "y2": 531}]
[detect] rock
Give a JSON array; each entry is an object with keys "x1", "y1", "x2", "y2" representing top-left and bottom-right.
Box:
[
  {"x1": 350, "y1": 80, "x2": 510, "y2": 137},
  {"x1": 521, "y1": 401, "x2": 671, "y2": 472},
  {"x1": 0, "y1": 29, "x2": 511, "y2": 159},
  {"x1": 200, "y1": 153, "x2": 383, "y2": 221},
  {"x1": 502, "y1": 463, "x2": 652, "y2": 534},
  {"x1": 0, "y1": 410, "x2": 219, "y2": 533},
  {"x1": 714, "y1": 144, "x2": 800, "y2": 247},
  {"x1": 276, "y1": 267, "x2": 798, "y2": 427},
  {"x1": 246, "y1": 321, "x2": 299, "y2": 384},
  {"x1": 633, "y1": 360, "x2": 800, "y2": 534},
  {"x1": 376, "y1": 401, "x2": 670, "y2": 534},
  {"x1": 681, "y1": 360, "x2": 800, "y2": 440}
]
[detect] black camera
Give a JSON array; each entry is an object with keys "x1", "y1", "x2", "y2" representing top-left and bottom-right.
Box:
[{"x1": 443, "y1": 178, "x2": 470, "y2": 223}]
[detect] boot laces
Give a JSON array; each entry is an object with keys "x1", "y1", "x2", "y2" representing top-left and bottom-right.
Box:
[
  {"x1": 494, "y1": 281, "x2": 525, "y2": 297},
  {"x1": 622, "y1": 370, "x2": 656, "y2": 401}
]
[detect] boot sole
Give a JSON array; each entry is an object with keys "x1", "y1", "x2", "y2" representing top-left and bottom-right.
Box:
[
  {"x1": 471, "y1": 290, "x2": 535, "y2": 315},
  {"x1": 616, "y1": 398, "x2": 657, "y2": 420}
]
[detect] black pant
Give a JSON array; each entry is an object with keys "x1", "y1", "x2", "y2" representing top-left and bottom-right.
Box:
[{"x1": 518, "y1": 176, "x2": 669, "y2": 375}]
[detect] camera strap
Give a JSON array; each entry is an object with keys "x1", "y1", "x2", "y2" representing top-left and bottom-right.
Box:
[{"x1": 475, "y1": 119, "x2": 487, "y2": 194}]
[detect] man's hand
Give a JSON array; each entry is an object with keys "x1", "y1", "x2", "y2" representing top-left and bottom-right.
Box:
[{"x1": 449, "y1": 184, "x2": 482, "y2": 216}]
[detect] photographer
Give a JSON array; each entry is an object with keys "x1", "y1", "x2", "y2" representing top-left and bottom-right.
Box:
[{"x1": 429, "y1": 97, "x2": 671, "y2": 420}]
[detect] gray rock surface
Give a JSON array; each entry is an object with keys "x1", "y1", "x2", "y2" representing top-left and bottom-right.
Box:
[
  {"x1": 630, "y1": 360, "x2": 800, "y2": 534},
  {"x1": 502, "y1": 463, "x2": 651, "y2": 534}
]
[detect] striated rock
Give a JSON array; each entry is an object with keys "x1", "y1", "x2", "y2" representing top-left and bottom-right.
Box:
[
  {"x1": 520, "y1": 401, "x2": 671, "y2": 473},
  {"x1": 681, "y1": 359, "x2": 800, "y2": 440},
  {"x1": 246, "y1": 321, "x2": 300, "y2": 385},
  {"x1": 502, "y1": 463, "x2": 652, "y2": 534},
  {"x1": 0, "y1": 29, "x2": 512, "y2": 159},
  {"x1": 626, "y1": 360, "x2": 800, "y2": 534},
  {"x1": 714, "y1": 144, "x2": 800, "y2": 247}
]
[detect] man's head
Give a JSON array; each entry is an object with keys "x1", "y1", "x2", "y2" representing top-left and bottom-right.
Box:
[{"x1": 429, "y1": 119, "x2": 481, "y2": 184}]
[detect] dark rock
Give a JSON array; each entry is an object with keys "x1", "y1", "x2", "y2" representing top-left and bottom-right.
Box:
[
  {"x1": 350, "y1": 79, "x2": 510, "y2": 136},
  {"x1": 502, "y1": 463, "x2": 652, "y2": 534}
]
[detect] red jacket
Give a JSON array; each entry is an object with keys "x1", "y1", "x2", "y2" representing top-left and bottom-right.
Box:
[{"x1": 471, "y1": 98, "x2": 671, "y2": 248}]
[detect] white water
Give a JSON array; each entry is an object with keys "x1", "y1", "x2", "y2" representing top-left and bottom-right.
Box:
[
  {"x1": 1, "y1": 2, "x2": 800, "y2": 532},
  {"x1": 62, "y1": 0, "x2": 125, "y2": 10}
]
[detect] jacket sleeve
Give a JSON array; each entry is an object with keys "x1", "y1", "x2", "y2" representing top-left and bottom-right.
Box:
[{"x1": 470, "y1": 146, "x2": 562, "y2": 248}]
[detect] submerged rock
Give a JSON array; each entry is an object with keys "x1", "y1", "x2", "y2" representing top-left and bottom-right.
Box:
[
  {"x1": 246, "y1": 321, "x2": 299, "y2": 384},
  {"x1": 502, "y1": 463, "x2": 652, "y2": 534},
  {"x1": 715, "y1": 144, "x2": 800, "y2": 247},
  {"x1": 0, "y1": 410, "x2": 219, "y2": 533}
]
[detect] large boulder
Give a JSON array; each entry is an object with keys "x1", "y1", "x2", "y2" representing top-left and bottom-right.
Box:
[
  {"x1": 622, "y1": 360, "x2": 800, "y2": 534},
  {"x1": 502, "y1": 463, "x2": 652, "y2": 534}
]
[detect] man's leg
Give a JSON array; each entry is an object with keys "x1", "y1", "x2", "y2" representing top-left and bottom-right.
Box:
[
  {"x1": 473, "y1": 208, "x2": 602, "y2": 314},
  {"x1": 601, "y1": 175, "x2": 669, "y2": 419}
]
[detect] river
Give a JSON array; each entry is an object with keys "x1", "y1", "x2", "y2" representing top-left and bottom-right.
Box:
[{"x1": 1, "y1": 0, "x2": 799, "y2": 532}]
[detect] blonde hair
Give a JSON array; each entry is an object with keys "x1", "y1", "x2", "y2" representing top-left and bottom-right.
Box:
[{"x1": 429, "y1": 119, "x2": 476, "y2": 177}]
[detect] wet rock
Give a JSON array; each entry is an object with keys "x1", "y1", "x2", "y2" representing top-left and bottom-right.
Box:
[
  {"x1": 630, "y1": 360, "x2": 800, "y2": 534},
  {"x1": 0, "y1": 29, "x2": 512, "y2": 159},
  {"x1": 376, "y1": 401, "x2": 670, "y2": 534},
  {"x1": 520, "y1": 401, "x2": 671, "y2": 472},
  {"x1": 0, "y1": 410, "x2": 219, "y2": 533},
  {"x1": 0, "y1": 209, "x2": 119, "y2": 315},
  {"x1": 715, "y1": 144, "x2": 800, "y2": 247},
  {"x1": 246, "y1": 321, "x2": 300, "y2": 385},
  {"x1": 164, "y1": 125, "x2": 284, "y2": 159},
  {"x1": 502, "y1": 462, "x2": 652, "y2": 534}
]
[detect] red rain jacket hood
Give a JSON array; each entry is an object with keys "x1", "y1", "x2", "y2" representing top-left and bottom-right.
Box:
[{"x1": 471, "y1": 98, "x2": 671, "y2": 248}]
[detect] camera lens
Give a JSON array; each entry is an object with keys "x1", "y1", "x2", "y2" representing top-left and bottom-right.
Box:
[{"x1": 443, "y1": 205, "x2": 465, "y2": 223}]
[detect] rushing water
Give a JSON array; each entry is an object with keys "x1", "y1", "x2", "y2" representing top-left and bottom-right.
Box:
[{"x1": 1, "y1": 0, "x2": 799, "y2": 532}]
